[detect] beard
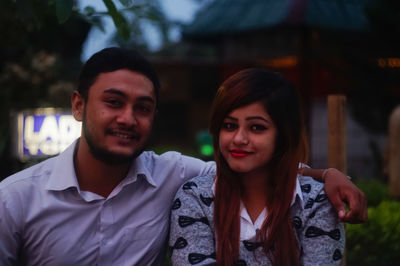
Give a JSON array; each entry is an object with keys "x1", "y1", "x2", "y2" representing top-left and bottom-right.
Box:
[{"x1": 82, "y1": 110, "x2": 147, "y2": 165}]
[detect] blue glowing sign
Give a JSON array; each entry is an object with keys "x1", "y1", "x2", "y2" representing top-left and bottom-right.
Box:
[{"x1": 16, "y1": 109, "x2": 81, "y2": 160}]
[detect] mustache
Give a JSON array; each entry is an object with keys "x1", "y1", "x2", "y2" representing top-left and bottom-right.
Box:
[{"x1": 105, "y1": 127, "x2": 141, "y2": 138}]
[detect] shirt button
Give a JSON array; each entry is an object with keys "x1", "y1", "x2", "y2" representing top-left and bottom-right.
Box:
[{"x1": 137, "y1": 173, "x2": 146, "y2": 179}]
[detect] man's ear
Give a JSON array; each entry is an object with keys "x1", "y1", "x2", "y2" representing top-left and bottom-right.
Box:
[{"x1": 71, "y1": 91, "x2": 84, "y2": 122}]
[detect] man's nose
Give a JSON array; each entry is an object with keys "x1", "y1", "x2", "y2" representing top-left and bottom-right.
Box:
[{"x1": 116, "y1": 107, "x2": 137, "y2": 126}]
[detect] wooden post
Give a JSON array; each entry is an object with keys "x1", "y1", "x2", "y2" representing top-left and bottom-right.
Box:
[
  {"x1": 328, "y1": 95, "x2": 347, "y2": 172},
  {"x1": 327, "y1": 94, "x2": 347, "y2": 266},
  {"x1": 388, "y1": 105, "x2": 400, "y2": 198}
]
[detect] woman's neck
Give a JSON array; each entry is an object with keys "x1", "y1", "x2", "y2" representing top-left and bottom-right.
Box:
[{"x1": 240, "y1": 170, "x2": 272, "y2": 223}]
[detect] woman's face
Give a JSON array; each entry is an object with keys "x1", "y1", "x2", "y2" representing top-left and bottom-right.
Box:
[{"x1": 219, "y1": 100, "x2": 278, "y2": 176}]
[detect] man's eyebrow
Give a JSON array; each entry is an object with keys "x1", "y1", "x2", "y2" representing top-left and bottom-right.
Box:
[
  {"x1": 103, "y1": 88, "x2": 126, "y2": 97},
  {"x1": 103, "y1": 88, "x2": 155, "y2": 104},
  {"x1": 137, "y1": 96, "x2": 155, "y2": 104}
]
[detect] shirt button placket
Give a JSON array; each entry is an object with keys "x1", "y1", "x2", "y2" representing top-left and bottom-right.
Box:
[{"x1": 98, "y1": 199, "x2": 113, "y2": 266}]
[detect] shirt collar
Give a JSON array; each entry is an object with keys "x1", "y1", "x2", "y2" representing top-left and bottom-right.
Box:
[
  {"x1": 45, "y1": 140, "x2": 157, "y2": 192},
  {"x1": 45, "y1": 139, "x2": 80, "y2": 191},
  {"x1": 238, "y1": 176, "x2": 304, "y2": 241},
  {"x1": 292, "y1": 175, "x2": 304, "y2": 208},
  {"x1": 123, "y1": 152, "x2": 157, "y2": 187}
]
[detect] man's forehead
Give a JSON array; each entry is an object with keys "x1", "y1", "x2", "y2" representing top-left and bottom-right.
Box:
[{"x1": 92, "y1": 70, "x2": 155, "y2": 92}]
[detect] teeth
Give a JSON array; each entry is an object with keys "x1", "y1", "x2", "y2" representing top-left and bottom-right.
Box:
[{"x1": 113, "y1": 133, "x2": 132, "y2": 139}]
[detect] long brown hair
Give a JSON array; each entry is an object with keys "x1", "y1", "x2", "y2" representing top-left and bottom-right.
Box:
[{"x1": 209, "y1": 69, "x2": 309, "y2": 266}]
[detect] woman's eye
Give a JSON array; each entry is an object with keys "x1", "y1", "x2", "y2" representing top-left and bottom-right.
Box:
[
  {"x1": 222, "y1": 122, "x2": 237, "y2": 130},
  {"x1": 250, "y1": 124, "x2": 267, "y2": 131}
]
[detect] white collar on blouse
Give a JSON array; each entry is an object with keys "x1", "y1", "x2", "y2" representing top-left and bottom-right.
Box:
[{"x1": 212, "y1": 175, "x2": 304, "y2": 241}]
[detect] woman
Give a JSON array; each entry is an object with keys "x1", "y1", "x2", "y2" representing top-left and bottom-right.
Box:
[{"x1": 170, "y1": 69, "x2": 345, "y2": 265}]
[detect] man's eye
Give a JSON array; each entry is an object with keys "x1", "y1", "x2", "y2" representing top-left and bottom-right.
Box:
[
  {"x1": 222, "y1": 122, "x2": 237, "y2": 131},
  {"x1": 135, "y1": 104, "x2": 152, "y2": 114},
  {"x1": 250, "y1": 124, "x2": 267, "y2": 131},
  {"x1": 105, "y1": 99, "x2": 122, "y2": 107}
]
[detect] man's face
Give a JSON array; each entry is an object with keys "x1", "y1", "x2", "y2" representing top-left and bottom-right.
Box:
[{"x1": 72, "y1": 69, "x2": 156, "y2": 164}]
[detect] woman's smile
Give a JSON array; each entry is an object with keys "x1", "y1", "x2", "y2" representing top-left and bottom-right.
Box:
[
  {"x1": 219, "y1": 101, "x2": 277, "y2": 175},
  {"x1": 230, "y1": 149, "x2": 253, "y2": 158}
]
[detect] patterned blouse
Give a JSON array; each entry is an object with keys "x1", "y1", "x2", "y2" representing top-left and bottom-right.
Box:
[{"x1": 169, "y1": 174, "x2": 345, "y2": 265}]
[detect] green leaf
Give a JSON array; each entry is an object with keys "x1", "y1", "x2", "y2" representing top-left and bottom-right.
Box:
[
  {"x1": 103, "y1": 0, "x2": 130, "y2": 40},
  {"x1": 16, "y1": 0, "x2": 35, "y2": 22},
  {"x1": 145, "y1": 11, "x2": 161, "y2": 22},
  {"x1": 77, "y1": 13, "x2": 106, "y2": 33},
  {"x1": 83, "y1": 6, "x2": 96, "y2": 16},
  {"x1": 118, "y1": 0, "x2": 134, "y2": 7},
  {"x1": 56, "y1": 0, "x2": 74, "y2": 23}
]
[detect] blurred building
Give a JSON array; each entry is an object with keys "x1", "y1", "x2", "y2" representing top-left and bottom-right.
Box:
[{"x1": 150, "y1": 0, "x2": 400, "y2": 178}]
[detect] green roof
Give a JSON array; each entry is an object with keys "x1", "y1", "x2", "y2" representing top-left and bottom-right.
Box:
[{"x1": 184, "y1": 0, "x2": 371, "y2": 37}]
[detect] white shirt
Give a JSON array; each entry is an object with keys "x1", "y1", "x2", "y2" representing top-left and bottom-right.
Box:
[
  {"x1": 0, "y1": 140, "x2": 215, "y2": 266},
  {"x1": 211, "y1": 176, "x2": 304, "y2": 241},
  {"x1": 239, "y1": 178, "x2": 304, "y2": 241}
]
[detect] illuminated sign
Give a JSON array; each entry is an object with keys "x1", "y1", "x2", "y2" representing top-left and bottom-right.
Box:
[
  {"x1": 15, "y1": 108, "x2": 81, "y2": 161},
  {"x1": 378, "y1": 58, "x2": 400, "y2": 68},
  {"x1": 196, "y1": 130, "x2": 214, "y2": 157},
  {"x1": 258, "y1": 56, "x2": 298, "y2": 68}
]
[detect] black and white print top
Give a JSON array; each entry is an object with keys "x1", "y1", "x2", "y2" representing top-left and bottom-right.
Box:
[{"x1": 169, "y1": 174, "x2": 345, "y2": 266}]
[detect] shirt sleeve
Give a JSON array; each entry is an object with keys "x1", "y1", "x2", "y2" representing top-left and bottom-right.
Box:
[
  {"x1": 0, "y1": 189, "x2": 21, "y2": 266},
  {"x1": 179, "y1": 155, "x2": 216, "y2": 182},
  {"x1": 169, "y1": 180, "x2": 216, "y2": 266},
  {"x1": 298, "y1": 162, "x2": 310, "y2": 169},
  {"x1": 297, "y1": 181, "x2": 345, "y2": 266}
]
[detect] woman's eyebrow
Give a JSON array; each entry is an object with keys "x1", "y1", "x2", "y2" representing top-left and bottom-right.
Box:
[
  {"x1": 225, "y1": 115, "x2": 272, "y2": 125},
  {"x1": 224, "y1": 116, "x2": 237, "y2": 121},
  {"x1": 246, "y1": 116, "x2": 270, "y2": 123}
]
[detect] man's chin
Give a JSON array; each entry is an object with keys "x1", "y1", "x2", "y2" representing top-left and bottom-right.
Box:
[{"x1": 90, "y1": 147, "x2": 143, "y2": 165}]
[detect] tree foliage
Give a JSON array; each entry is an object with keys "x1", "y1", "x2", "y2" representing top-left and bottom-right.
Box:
[{"x1": 0, "y1": 0, "x2": 91, "y2": 178}]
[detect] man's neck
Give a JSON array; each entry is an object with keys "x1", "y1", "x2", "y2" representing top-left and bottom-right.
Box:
[{"x1": 73, "y1": 140, "x2": 132, "y2": 198}]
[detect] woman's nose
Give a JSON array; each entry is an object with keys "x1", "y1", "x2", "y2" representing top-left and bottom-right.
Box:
[{"x1": 233, "y1": 128, "x2": 249, "y2": 145}]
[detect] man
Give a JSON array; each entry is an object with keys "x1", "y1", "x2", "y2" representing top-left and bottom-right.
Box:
[{"x1": 0, "y1": 47, "x2": 366, "y2": 265}]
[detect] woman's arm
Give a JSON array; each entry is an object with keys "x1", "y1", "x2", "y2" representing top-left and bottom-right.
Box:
[
  {"x1": 300, "y1": 167, "x2": 367, "y2": 223},
  {"x1": 169, "y1": 179, "x2": 217, "y2": 266}
]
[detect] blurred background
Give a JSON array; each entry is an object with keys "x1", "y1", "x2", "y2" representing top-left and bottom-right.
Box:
[{"x1": 1, "y1": 0, "x2": 399, "y2": 265}]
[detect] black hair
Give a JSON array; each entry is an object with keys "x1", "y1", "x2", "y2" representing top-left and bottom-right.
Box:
[{"x1": 78, "y1": 47, "x2": 160, "y2": 103}]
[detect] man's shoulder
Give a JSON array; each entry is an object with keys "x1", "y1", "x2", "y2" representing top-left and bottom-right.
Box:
[
  {"x1": 0, "y1": 156, "x2": 56, "y2": 190},
  {"x1": 139, "y1": 150, "x2": 213, "y2": 170},
  {"x1": 1, "y1": 141, "x2": 76, "y2": 190},
  {"x1": 141, "y1": 150, "x2": 207, "y2": 162},
  {"x1": 141, "y1": 150, "x2": 183, "y2": 161},
  {"x1": 137, "y1": 150, "x2": 184, "y2": 171}
]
